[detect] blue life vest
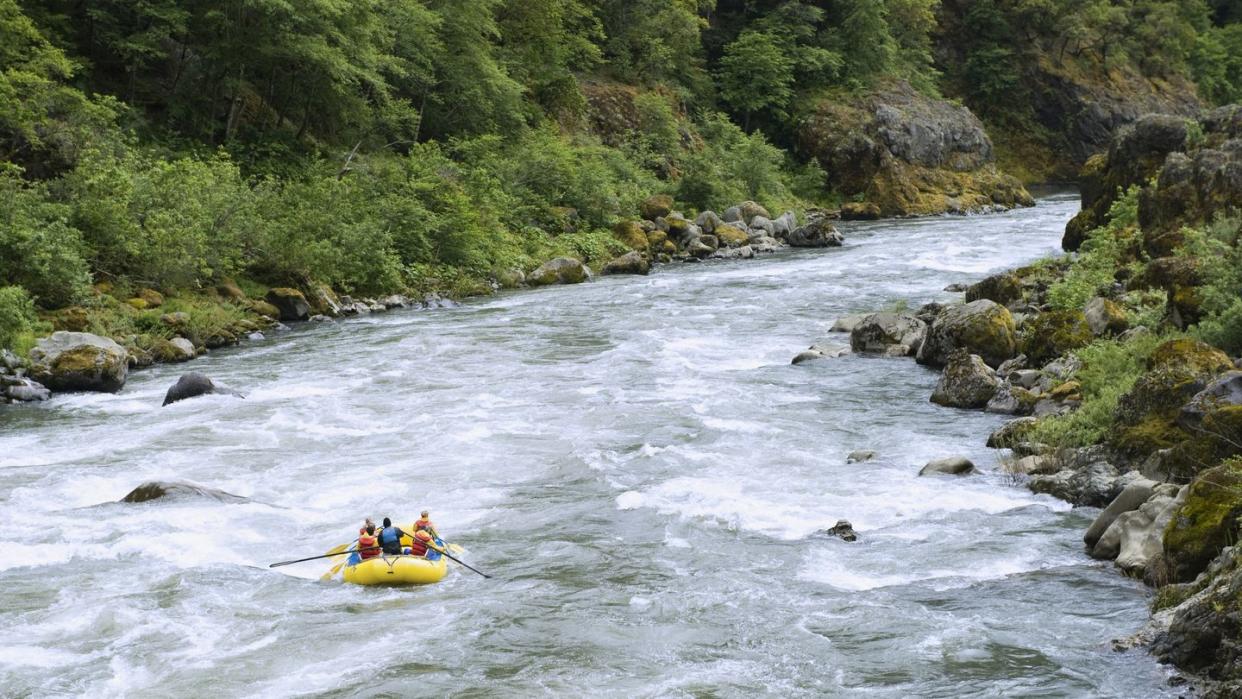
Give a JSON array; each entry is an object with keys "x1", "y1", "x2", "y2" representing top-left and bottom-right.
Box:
[{"x1": 379, "y1": 526, "x2": 403, "y2": 554}]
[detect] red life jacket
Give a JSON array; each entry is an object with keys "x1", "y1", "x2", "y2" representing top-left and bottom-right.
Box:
[
  {"x1": 358, "y1": 533, "x2": 379, "y2": 560},
  {"x1": 409, "y1": 531, "x2": 431, "y2": 557},
  {"x1": 415, "y1": 518, "x2": 433, "y2": 532}
]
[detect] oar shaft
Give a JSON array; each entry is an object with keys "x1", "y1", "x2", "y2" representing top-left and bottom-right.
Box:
[{"x1": 269, "y1": 546, "x2": 379, "y2": 568}]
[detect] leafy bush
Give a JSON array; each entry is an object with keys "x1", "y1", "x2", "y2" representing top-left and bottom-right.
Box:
[
  {"x1": 1047, "y1": 186, "x2": 1142, "y2": 311},
  {"x1": 676, "y1": 114, "x2": 797, "y2": 213},
  {"x1": 1185, "y1": 217, "x2": 1242, "y2": 354},
  {"x1": 0, "y1": 169, "x2": 90, "y2": 307},
  {"x1": 0, "y1": 285, "x2": 37, "y2": 351},
  {"x1": 1029, "y1": 331, "x2": 1170, "y2": 447}
]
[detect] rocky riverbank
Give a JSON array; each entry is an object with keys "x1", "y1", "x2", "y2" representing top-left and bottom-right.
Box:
[
  {"x1": 799, "y1": 104, "x2": 1242, "y2": 692},
  {"x1": 0, "y1": 192, "x2": 855, "y2": 405}
]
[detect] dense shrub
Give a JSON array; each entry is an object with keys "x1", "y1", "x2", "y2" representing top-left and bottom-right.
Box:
[
  {"x1": 1185, "y1": 217, "x2": 1242, "y2": 353},
  {"x1": 0, "y1": 285, "x2": 37, "y2": 350},
  {"x1": 0, "y1": 169, "x2": 90, "y2": 307},
  {"x1": 1048, "y1": 187, "x2": 1142, "y2": 311}
]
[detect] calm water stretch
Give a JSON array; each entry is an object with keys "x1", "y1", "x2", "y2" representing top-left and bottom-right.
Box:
[{"x1": 0, "y1": 192, "x2": 1178, "y2": 697}]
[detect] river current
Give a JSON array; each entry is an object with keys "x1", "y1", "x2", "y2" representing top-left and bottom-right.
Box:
[{"x1": 0, "y1": 192, "x2": 1178, "y2": 697}]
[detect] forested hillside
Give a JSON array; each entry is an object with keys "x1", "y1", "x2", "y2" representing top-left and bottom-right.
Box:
[{"x1": 2, "y1": 0, "x2": 1240, "y2": 357}]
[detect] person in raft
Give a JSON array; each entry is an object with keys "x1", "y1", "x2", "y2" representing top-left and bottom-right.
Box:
[
  {"x1": 358, "y1": 520, "x2": 380, "y2": 560},
  {"x1": 376, "y1": 517, "x2": 413, "y2": 556},
  {"x1": 413, "y1": 510, "x2": 438, "y2": 539},
  {"x1": 409, "y1": 529, "x2": 444, "y2": 558}
]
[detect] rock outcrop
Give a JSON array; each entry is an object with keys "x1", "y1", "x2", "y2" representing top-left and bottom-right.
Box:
[
  {"x1": 797, "y1": 81, "x2": 1033, "y2": 216},
  {"x1": 265, "y1": 288, "x2": 311, "y2": 322},
  {"x1": 29, "y1": 332, "x2": 129, "y2": 393}
]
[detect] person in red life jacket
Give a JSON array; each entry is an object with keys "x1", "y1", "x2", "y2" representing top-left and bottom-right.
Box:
[
  {"x1": 357, "y1": 521, "x2": 380, "y2": 560},
  {"x1": 408, "y1": 529, "x2": 443, "y2": 558},
  {"x1": 413, "y1": 510, "x2": 439, "y2": 539}
]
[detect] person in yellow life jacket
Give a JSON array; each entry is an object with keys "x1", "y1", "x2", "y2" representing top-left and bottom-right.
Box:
[
  {"x1": 408, "y1": 529, "x2": 443, "y2": 558},
  {"x1": 358, "y1": 522, "x2": 380, "y2": 560},
  {"x1": 413, "y1": 510, "x2": 439, "y2": 539}
]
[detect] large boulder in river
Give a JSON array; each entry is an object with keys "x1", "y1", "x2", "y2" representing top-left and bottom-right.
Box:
[
  {"x1": 786, "y1": 217, "x2": 844, "y2": 248},
  {"x1": 162, "y1": 372, "x2": 244, "y2": 406},
  {"x1": 919, "y1": 456, "x2": 976, "y2": 476},
  {"x1": 612, "y1": 221, "x2": 649, "y2": 253},
  {"x1": 850, "y1": 312, "x2": 925, "y2": 356},
  {"x1": 602, "y1": 251, "x2": 650, "y2": 276},
  {"x1": 29, "y1": 332, "x2": 129, "y2": 393},
  {"x1": 265, "y1": 288, "x2": 311, "y2": 321},
  {"x1": 528, "y1": 258, "x2": 591, "y2": 286},
  {"x1": 916, "y1": 300, "x2": 1017, "y2": 369},
  {"x1": 121, "y1": 481, "x2": 248, "y2": 504},
  {"x1": 930, "y1": 350, "x2": 999, "y2": 409}
]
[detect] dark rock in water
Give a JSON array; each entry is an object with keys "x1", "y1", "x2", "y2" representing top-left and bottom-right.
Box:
[
  {"x1": 528, "y1": 257, "x2": 591, "y2": 286},
  {"x1": 786, "y1": 216, "x2": 844, "y2": 248},
  {"x1": 121, "y1": 481, "x2": 248, "y2": 503},
  {"x1": 944, "y1": 283, "x2": 969, "y2": 292},
  {"x1": 824, "y1": 520, "x2": 858, "y2": 542},
  {"x1": 1026, "y1": 447, "x2": 1119, "y2": 506},
  {"x1": 162, "y1": 372, "x2": 245, "y2": 406},
  {"x1": 919, "y1": 456, "x2": 975, "y2": 476}
]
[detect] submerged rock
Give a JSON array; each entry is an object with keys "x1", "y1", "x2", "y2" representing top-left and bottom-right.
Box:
[
  {"x1": 791, "y1": 344, "x2": 850, "y2": 365},
  {"x1": 787, "y1": 217, "x2": 844, "y2": 247},
  {"x1": 29, "y1": 331, "x2": 129, "y2": 393},
  {"x1": 121, "y1": 481, "x2": 248, "y2": 504},
  {"x1": 919, "y1": 456, "x2": 976, "y2": 476},
  {"x1": 846, "y1": 450, "x2": 877, "y2": 464},
  {"x1": 824, "y1": 520, "x2": 858, "y2": 542},
  {"x1": 162, "y1": 372, "x2": 245, "y2": 407},
  {"x1": 1, "y1": 375, "x2": 50, "y2": 403}
]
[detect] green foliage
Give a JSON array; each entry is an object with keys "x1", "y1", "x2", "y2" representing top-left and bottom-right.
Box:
[
  {"x1": 716, "y1": 31, "x2": 793, "y2": 127},
  {"x1": 675, "y1": 114, "x2": 795, "y2": 212},
  {"x1": 0, "y1": 168, "x2": 90, "y2": 307},
  {"x1": 1029, "y1": 331, "x2": 1170, "y2": 447},
  {"x1": 0, "y1": 285, "x2": 37, "y2": 350},
  {"x1": 1184, "y1": 217, "x2": 1242, "y2": 353},
  {"x1": 838, "y1": 0, "x2": 897, "y2": 86},
  {"x1": 1048, "y1": 187, "x2": 1143, "y2": 311},
  {"x1": 1192, "y1": 23, "x2": 1242, "y2": 104}
]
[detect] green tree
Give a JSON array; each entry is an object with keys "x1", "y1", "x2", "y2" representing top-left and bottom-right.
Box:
[
  {"x1": 497, "y1": 0, "x2": 602, "y2": 121},
  {"x1": 716, "y1": 30, "x2": 794, "y2": 130},
  {"x1": 838, "y1": 0, "x2": 896, "y2": 85}
]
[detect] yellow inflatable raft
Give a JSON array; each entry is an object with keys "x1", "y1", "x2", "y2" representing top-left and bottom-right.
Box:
[{"x1": 342, "y1": 555, "x2": 448, "y2": 586}]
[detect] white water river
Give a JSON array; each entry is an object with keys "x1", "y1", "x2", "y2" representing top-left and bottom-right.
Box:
[{"x1": 0, "y1": 192, "x2": 1177, "y2": 697}]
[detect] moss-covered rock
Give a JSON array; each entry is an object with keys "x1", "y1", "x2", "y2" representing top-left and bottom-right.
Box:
[
  {"x1": 840, "y1": 202, "x2": 881, "y2": 220},
  {"x1": 917, "y1": 300, "x2": 1017, "y2": 369},
  {"x1": 1112, "y1": 340, "x2": 1236, "y2": 463},
  {"x1": 49, "y1": 306, "x2": 89, "y2": 332},
  {"x1": 612, "y1": 221, "x2": 650, "y2": 253},
  {"x1": 28, "y1": 331, "x2": 129, "y2": 393},
  {"x1": 150, "y1": 337, "x2": 196, "y2": 363},
  {"x1": 640, "y1": 194, "x2": 673, "y2": 220},
  {"x1": 246, "y1": 300, "x2": 281, "y2": 319},
  {"x1": 265, "y1": 288, "x2": 311, "y2": 321},
  {"x1": 527, "y1": 257, "x2": 591, "y2": 286},
  {"x1": 1163, "y1": 459, "x2": 1242, "y2": 583},
  {"x1": 645, "y1": 228, "x2": 669, "y2": 250},
  {"x1": 931, "y1": 350, "x2": 999, "y2": 408},
  {"x1": 714, "y1": 224, "x2": 749, "y2": 248},
  {"x1": 965, "y1": 273, "x2": 1022, "y2": 306},
  {"x1": 216, "y1": 279, "x2": 247, "y2": 300},
  {"x1": 125, "y1": 298, "x2": 149, "y2": 310},
  {"x1": 137, "y1": 288, "x2": 164, "y2": 307},
  {"x1": 1084, "y1": 297, "x2": 1128, "y2": 336},
  {"x1": 1019, "y1": 310, "x2": 1092, "y2": 366},
  {"x1": 1162, "y1": 407, "x2": 1242, "y2": 483}
]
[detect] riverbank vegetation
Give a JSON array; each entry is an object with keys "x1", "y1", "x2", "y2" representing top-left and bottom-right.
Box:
[{"x1": 2, "y1": 0, "x2": 1242, "y2": 356}]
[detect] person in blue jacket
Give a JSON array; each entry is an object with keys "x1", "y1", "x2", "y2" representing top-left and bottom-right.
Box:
[{"x1": 376, "y1": 517, "x2": 412, "y2": 555}]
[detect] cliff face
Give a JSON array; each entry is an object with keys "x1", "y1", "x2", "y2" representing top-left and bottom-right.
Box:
[{"x1": 797, "y1": 82, "x2": 1032, "y2": 217}]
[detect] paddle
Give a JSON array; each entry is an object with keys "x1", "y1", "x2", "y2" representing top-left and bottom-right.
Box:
[
  {"x1": 269, "y1": 546, "x2": 380, "y2": 568},
  {"x1": 320, "y1": 543, "x2": 357, "y2": 581},
  {"x1": 433, "y1": 545, "x2": 492, "y2": 579}
]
